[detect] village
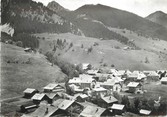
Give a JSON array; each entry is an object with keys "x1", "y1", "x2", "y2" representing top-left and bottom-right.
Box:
[{"x1": 9, "y1": 63, "x2": 167, "y2": 117}]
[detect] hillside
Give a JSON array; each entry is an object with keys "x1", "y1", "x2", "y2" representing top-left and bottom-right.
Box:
[
  {"x1": 34, "y1": 33, "x2": 167, "y2": 71},
  {"x1": 49, "y1": 3, "x2": 167, "y2": 41},
  {"x1": 0, "y1": 42, "x2": 66, "y2": 100},
  {"x1": 74, "y1": 4, "x2": 167, "y2": 41},
  {"x1": 1, "y1": 0, "x2": 83, "y2": 35},
  {"x1": 146, "y1": 11, "x2": 167, "y2": 29}
]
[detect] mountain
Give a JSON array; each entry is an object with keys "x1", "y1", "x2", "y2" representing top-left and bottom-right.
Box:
[
  {"x1": 47, "y1": 1, "x2": 68, "y2": 13},
  {"x1": 146, "y1": 11, "x2": 167, "y2": 29},
  {"x1": 1, "y1": 0, "x2": 83, "y2": 35},
  {"x1": 73, "y1": 4, "x2": 167, "y2": 41}
]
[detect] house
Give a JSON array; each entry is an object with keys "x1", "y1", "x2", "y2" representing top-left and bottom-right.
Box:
[
  {"x1": 24, "y1": 48, "x2": 33, "y2": 52},
  {"x1": 147, "y1": 71, "x2": 159, "y2": 81},
  {"x1": 29, "y1": 99, "x2": 67, "y2": 117},
  {"x1": 100, "y1": 95, "x2": 118, "y2": 108},
  {"x1": 58, "y1": 99, "x2": 84, "y2": 116},
  {"x1": 137, "y1": 72, "x2": 147, "y2": 81},
  {"x1": 126, "y1": 72, "x2": 138, "y2": 83},
  {"x1": 20, "y1": 101, "x2": 38, "y2": 113},
  {"x1": 87, "y1": 70, "x2": 99, "y2": 75},
  {"x1": 109, "y1": 69, "x2": 121, "y2": 77},
  {"x1": 95, "y1": 73, "x2": 112, "y2": 82},
  {"x1": 74, "y1": 93, "x2": 89, "y2": 102},
  {"x1": 43, "y1": 83, "x2": 65, "y2": 93},
  {"x1": 110, "y1": 104, "x2": 125, "y2": 115},
  {"x1": 23, "y1": 88, "x2": 39, "y2": 98},
  {"x1": 160, "y1": 77, "x2": 167, "y2": 85},
  {"x1": 92, "y1": 87, "x2": 107, "y2": 99},
  {"x1": 100, "y1": 78, "x2": 122, "y2": 92},
  {"x1": 82, "y1": 63, "x2": 92, "y2": 70},
  {"x1": 139, "y1": 109, "x2": 151, "y2": 115},
  {"x1": 127, "y1": 82, "x2": 141, "y2": 93},
  {"x1": 79, "y1": 105, "x2": 111, "y2": 117},
  {"x1": 68, "y1": 76, "x2": 96, "y2": 89},
  {"x1": 118, "y1": 70, "x2": 126, "y2": 77},
  {"x1": 45, "y1": 93, "x2": 60, "y2": 104},
  {"x1": 31, "y1": 93, "x2": 50, "y2": 104}
]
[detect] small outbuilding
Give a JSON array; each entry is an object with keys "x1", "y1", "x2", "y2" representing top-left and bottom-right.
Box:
[
  {"x1": 110, "y1": 104, "x2": 125, "y2": 115},
  {"x1": 160, "y1": 77, "x2": 167, "y2": 85},
  {"x1": 23, "y1": 88, "x2": 39, "y2": 98},
  {"x1": 139, "y1": 109, "x2": 151, "y2": 115},
  {"x1": 127, "y1": 82, "x2": 141, "y2": 93},
  {"x1": 31, "y1": 93, "x2": 50, "y2": 104}
]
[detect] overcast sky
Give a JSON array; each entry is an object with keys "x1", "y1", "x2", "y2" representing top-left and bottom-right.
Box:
[{"x1": 34, "y1": 0, "x2": 167, "y2": 17}]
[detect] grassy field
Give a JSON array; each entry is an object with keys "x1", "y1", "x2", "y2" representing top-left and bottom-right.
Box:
[
  {"x1": 34, "y1": 32, "x2": 167, "y2": 71},
  {"x1": 0, "y1": 43, "x2": 66, "y2": 100}
]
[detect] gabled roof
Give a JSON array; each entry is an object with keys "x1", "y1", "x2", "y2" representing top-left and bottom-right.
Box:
[
  {"x1": 87, "y1": 70, "x2": 99, "y2": 75},
  {"x1": 110, "y1": 104, "x2": 125, "y2": 110},
  {"x1": 58, "y1": 99, "x2": 75, "y2": 110},
  {"x1": 127, "y1": 82, "x2": 140, "y2": 88},
  {"x1": 160, "y1": 77, "x2": 167, "y2": 82},
  {"x1": 82, "y1": 63, "x2": 91, "y2": 70},
  {"x1": 101, "y1": 95, "x2": 118, "y2": 104},
  {"x1": 45, "y1": 93, "x2": 57, "y2": 99},
  {"x1": 74, "y1": 93, "x2": 88, "y2": 99},
  {"x1": 69, "y1": 75, "x2": 95, "y2": 84},
  {"x1": 118, "y1": 70, "x2": 126, "y2": 75},
  {"x1": 139, "y1": 109, "x2": 151, "y2": 115},
  {"x1": 137, "y1": 73, "x2": 147, "y2": 80},
  {"x1": 93, "y1": 87, "x2": 107, "y2": 92},
  {"x1": 23, "y1": 88, "x2": 36, "y2": 94},
  {"x1": 43, "y1": 83, "x2": 58, "y2": 90},
  {"x1": 147, "y1": 71, "x2": 159, "y2": 76},
  {"x1": 31, "y1": 93, "x2": 46, "y2": 100},
  {"x1": 79, "y1": 74, "x2": 93, "y2": 79},
  {"x1": 80, "y1": 105, "x2": 106, "y2": 117},
  {"x1": 78, "y1": 101, "x2": 98, "y2": 108}
]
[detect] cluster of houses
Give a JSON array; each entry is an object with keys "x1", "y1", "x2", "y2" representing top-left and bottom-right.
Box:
[{"x1": 20, "y1": 63, "x2": 167, "y2": 117}]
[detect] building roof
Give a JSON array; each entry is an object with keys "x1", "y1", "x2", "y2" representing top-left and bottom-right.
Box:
[
  {"x1": 137, "y1": 73, "x2": 147, "y2": 80},
  {"x1": 160, "y1": 77, "x2": 167, "y2": 82},
  {"x1": 147, "y1": 71, "x2": 159, "y2": 76},
  {"x1": 23, "y1": 88, "x2": 36, "y2": 94},
  {"x1": 82, "y1": 63, "x2": 90, "y2": 70},
  {"x1": 58, "y1": 99, "x2": 75, "y2": 110},
  {"x1": 31, "y1": 93, "x2": 46, "y2": 100},
  {"x1": 127, "y1": 82, "x2": 140, "y2": 88},
  {"x1": 69, "y1": 76, "x2": 95, "y2": 84},
  {"x1": 110, "y1": 104, "x2": 125, "y2": 110},
  {"x1": 101, "y1": 95, "x2": 118, "y2": 104},
  {"x1": 45, "y1": 93, "x2": 57, "y2": 99},
  {"x1": 78, "y1": 101, "x2": 98, "y2": 108},
  {"x1": 74, "y1": 93, "x2": 88, "y2": 99},
  {"x1": 87, "y1": 70, "x2": 99, "y2": 75},
  {"x1": 93, "y1": 87, "x2": 107, "y2": 92},
  {"x1": 139, "y1": 109, "x2": 151, "y2": 115},
  {"x1": 80, "y1": 105, "x2": 106, "y2": 117},
  {"x1": 43, "y1": 83, "x2": 58, "y2": 90},
  {"x1": 118, "y1": 70, "x2": 126, "y2": 75},
  {"x1": 79, "y1": 74, "x2": 93, "y2": 79}
]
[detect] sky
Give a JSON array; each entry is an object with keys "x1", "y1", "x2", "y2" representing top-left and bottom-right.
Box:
[{"x1": 33, "y1": 0, "x2": 167, "y2": 17}]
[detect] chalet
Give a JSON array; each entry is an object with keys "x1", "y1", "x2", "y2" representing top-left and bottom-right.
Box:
[
  {"x1": 100, "y1": 95, "x2": 118, "y2": 108},
  {"x1": 68, "y1": 76, "x2": 96, "y2": 89},
  {"x1": 118, "y1": 70, "x2": 126, "y2": 77},
  {"x1": 92, "y1": 87, "x2": 107, "y2": 99},
  {"x1": 23, "y1": 88, "x2": 39, "y2": 98},
  {"x1": 109, "y1": 69, "x2": 121, "y2": 77},
  {"x1": 45, "y1": 93, "x2": 59, "y2": 104},
  {"x1": 74, "y1": 93, "x2": 89, "y2": 102},
  {"x1": 127, "y1": 82, "x2": 141, "y2": 93},
  {"x1": 31, "y1": 93, "x2": 50, "y2": 104},
  {"x1": 139, "y1": 109, "x2": 151, "y2": 115},
  {"x1": 87, "y1": 70, "x2": 99, "y2": 75},
  {"x1": 24, "y1": 48, "x2": 33, "y2": 52},
  {"x1": 29, "y1": 99, "x2": 66, "y2": 117},
  {"x1": 110, "y1": 104, "x2": 125, "y2": 115},
  {"x1": 43, "y1": 83, "x2": 65, "y2": 93},
  {"x1": 137, "y1": 72, "x2": 147, "y2": 81},
  {"x1": 79, "y1": 105, "x2": 111, "y2": 117},
  {"x1": 100, "y1": 78, "x2": 122, "y2": 92},
  {"x1": 95, "y1": 73, "x2": 112, "y2": 82},
  {"x1": 20, "y1": 101, "x2": 38, "y2": 113},
  {"x1": 147, "y1": 71, "x2": 159, "y2": 81},
  {"x1": 82, "y1": 63, "x2": 92, "y2": 71},
  {"x1": 126, "y1": 72, "x2": 138, "y2": 83},
  {"x1": 58, "y1": 99, "x2": 84, "y2": 116},
  {"x1": 160, "y1": 77, "x2": 167, "y2": 85}
]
